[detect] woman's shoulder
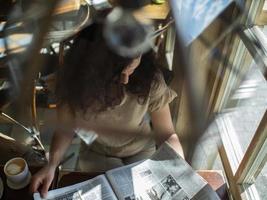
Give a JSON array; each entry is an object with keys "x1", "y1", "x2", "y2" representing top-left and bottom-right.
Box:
[{"x1": 150, "y1": 71, "x2": 168, "y2": 96}]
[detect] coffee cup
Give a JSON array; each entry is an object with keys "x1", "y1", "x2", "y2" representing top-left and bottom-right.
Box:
[{"x1": 4, "y1": 157, "x2": 31, "y2": 190}]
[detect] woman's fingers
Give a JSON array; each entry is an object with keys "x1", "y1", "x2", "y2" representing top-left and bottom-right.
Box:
[
  {"x1": 30, "y1": 177, "x2": 42, "y2": 193},
  {"x1": 30, "y1": 168, "x2": 54, "y2": 197},
  {"x1": 30, "y1": 176, "x2": 52, "y2": 198},
  {"x1": 40, "y1": 177, "x2": 53, "y2": 198}
]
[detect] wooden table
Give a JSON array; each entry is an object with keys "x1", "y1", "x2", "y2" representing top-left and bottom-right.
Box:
[
  {"x1": 0, "y1": 167, "x2": 39, "y2": 200},
  {"x1": 0, "y1": 167, "x2": 228, "y2": 200},
  {"x1": 0, "y1": 166, "x2": 58, "y2": 200},
  {"x1": 197, "y1": 170, "x2": 228, "y2": 200}
]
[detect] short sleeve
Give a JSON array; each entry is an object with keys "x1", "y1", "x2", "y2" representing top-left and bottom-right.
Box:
[{"x1": 148, "y1": 73, "x2": 177, "y2": 113}]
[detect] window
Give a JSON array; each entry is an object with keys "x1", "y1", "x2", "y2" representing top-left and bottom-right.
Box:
[
  {"x1": 254, "y1": 162, "x2": 267, "y2": 200},
  {"x1": 217, "y1": 1, "x2": 267, "y2": 199},
  {"x1": 218, "y1": 41, "x2": 267, "y2": 173}
]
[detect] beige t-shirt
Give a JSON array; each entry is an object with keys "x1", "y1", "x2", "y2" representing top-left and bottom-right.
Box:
[{"x1": 75, "y1": 74, "x2": 177, "y2": 157}]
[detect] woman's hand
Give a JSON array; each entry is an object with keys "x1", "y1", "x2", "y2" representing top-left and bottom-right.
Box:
[{"x1": 30, "y1": 164, "x2": 57, "y2": 198}]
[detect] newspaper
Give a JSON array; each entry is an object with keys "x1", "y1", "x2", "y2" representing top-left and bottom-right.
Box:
[
  {"x1": 33, "y1": 175, "x2": 117, "y2": 200},
  {"x1": 34, "y1": 142, "x2": 220, "y2": 200},
  {"x1": 106, "y1": 142, "x2": 220, "y2": 200}
]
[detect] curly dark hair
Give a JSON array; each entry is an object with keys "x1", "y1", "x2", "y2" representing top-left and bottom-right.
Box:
[{"x1": 56, "y1": 23, "x2": 160, "y2": 114}]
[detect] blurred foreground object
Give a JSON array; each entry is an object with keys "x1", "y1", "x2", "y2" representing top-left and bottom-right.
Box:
[
  {"x1": 169, "y1": 0, "x2": 244, "y2": 162},
  {"x1": 171, "y1": 0, "x2": 239, "y2": 46},
  {"x1": 54, "y1": 0, "x2": 81, "y2": 15},
  {"x1": 0, "y1": 0, "x2": 61, "y2": 158},
  {"x1": 104, "y1": 6, "x2": 153, "y2": 57},
  {"x1": 104, "y1": 0, "x2": 155, "y2": 57},
  {"x1": 0, "y1": 0, "x2": 248, "y2": 166}
]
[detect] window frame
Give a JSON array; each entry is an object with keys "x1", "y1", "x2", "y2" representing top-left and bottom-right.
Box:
[{"x1": 217, "y1": 1, "x2": 267, "y2": 199}]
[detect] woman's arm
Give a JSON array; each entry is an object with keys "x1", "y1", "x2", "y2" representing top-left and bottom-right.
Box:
[
  {"x1": 48, "y1": 128, "x2": 76, "y2": 167},
  {"x1": 150, "y1": 104, "x2": 185, "y2": 159},
  {"x1": 30, "y1": 106, "x2": 76, "y2": 198}
]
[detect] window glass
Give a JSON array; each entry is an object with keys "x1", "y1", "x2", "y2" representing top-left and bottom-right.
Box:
[
  {"x1": 254, "y1": 162, "x2": 267, "y2": 200},
  {"x1": 219, "y1": 39, "x2": 267, "y2": 173},
  {"x1": 224, "y1": 61, "x2": 267, "y2": 152}
]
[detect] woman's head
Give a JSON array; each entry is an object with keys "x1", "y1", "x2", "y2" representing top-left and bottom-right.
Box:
[{"x1": 56, "y1": 23, "x2": 159, "y2": 113}]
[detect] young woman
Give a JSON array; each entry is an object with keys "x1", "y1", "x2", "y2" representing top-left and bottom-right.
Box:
[{"x1": 30, "y1": 23, "x2": 184, "y2": 198}]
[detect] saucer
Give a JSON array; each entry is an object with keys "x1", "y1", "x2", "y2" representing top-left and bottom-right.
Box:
[
  {"x1": 6, "y1": 173, "x2": 31, "y2": 190},
  {"x1": 0, "y1": 177, "x2": 3, "y2": 199}
]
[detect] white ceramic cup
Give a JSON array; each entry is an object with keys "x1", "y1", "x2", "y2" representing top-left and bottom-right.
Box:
[{"x1": 4, "y1": 157, "x2": 31, "y2": 190}]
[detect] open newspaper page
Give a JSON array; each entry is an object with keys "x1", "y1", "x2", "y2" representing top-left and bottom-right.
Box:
[
  {"x1": 106, "y1": 142, "x2": 220, "y2": 200},
  {"x1": 33, "y1": 174, "x2": 118, "y2": 200}
]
